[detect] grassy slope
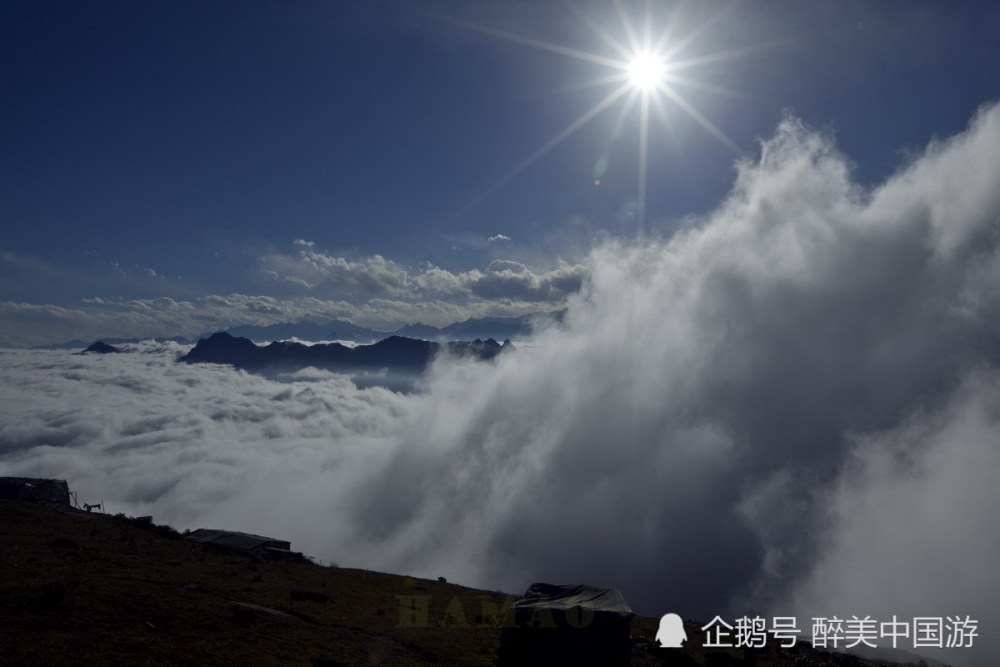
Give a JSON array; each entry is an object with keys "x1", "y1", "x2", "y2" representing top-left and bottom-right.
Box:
[{"x1": 0, "y1": 499, "x2": 923, "y2": 666}]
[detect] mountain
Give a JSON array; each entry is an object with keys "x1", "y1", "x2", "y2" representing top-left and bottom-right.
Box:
[
  {"x1": 388, "y1": 322, "x2": 443, "y2": 340},
  {"x1": 215, "y1": 313, "x2": 553, "y2": 345},
  {"x1": 441, "y1": 313, "x2": 558, "y2": 341},
  {"x1": 216, "y1": 319, "x2": 387, "y2": 344},
  {"x1": 388, "y1": 311, "x2": 566, "y2": 342},
  {"x1": 179, "y1": 332, "x2": 514, "y2": 374},
  {"x1": 32, "y1": 310, "x2": 566, "y2": 351},
  {"x1": 34, "y1": 336, "x2": 192, "y2": 350},
  {"x1": 78, "y1": 341, "x2": 121, "y2": 354}
]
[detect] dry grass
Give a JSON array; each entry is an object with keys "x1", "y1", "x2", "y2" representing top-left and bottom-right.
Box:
[
  {"x1": 0, "y1": 499, "x2": 507, "y2": 665},
  {"x1": 0, "y1": 499, "x2": 919, "y2": 666}
]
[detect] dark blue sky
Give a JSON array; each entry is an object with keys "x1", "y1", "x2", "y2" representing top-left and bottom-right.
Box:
[{"x1": 2, "y1": 0, "x2": 999, "y2": 343}]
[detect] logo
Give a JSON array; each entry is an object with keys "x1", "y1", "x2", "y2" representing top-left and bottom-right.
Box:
[{"x1": 655, "y1": 612, "x2": 687, "y2": 647}]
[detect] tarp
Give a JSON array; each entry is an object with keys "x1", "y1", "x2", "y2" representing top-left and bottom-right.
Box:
[
  {"x1": 509, "y1": 583, "x2": 634, "y2": 620},
  {"x1": 498, "y1": 583, "x2": 634, "y2": 666},
  {"x1": 185, "y1": 528, "x2": 291, "y2": 552}
]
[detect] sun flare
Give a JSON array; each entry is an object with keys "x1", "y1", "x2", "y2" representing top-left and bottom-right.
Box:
[
  {"x1": 627, "y1": 52, "x2": 667, "y2": 91},
  {"x1": 444, "y1": 5, "x2": 746, "y2": 230}
]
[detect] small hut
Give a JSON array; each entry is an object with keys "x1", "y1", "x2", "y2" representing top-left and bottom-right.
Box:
[
  {"x1": 185, "y1": 528, "x2": 302, "y2": 561},
  {"x1": 0, "y1": 477, "x2": 71, "y2": 504}
]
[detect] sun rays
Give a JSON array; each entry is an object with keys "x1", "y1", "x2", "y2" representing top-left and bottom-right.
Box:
[{"x1": 442, "y1": 2, "x2": 746, "y2": 232}]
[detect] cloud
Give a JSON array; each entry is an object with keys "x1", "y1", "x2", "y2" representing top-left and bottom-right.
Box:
[
  {"x1": 0, "y1": 296, "x2": 355, "y2": 347},
  {"x1": 0, "y1": 286, "x2": 565, "y2": 347},
  {"x1": 1, "y1": 241, "x2": 584, "y2": 346},
  {"x1": 771, "y1": 369, "x2": 1000, "y2": 667},
  {"x1": 262, "y1": 249, "x2": 413, "y2": 295},
  {"x1": 488, "y1": 234, "x2": 512, "y2": 242},
  {"x1": 0, "y1": 342, "x2": 412, "y2": 536},
  {"x1": 4, "y1": 103, "x2": 1000, "y2": 665},
  {"x1": 485, "y1": 260, "x2": 527, "y2": 273},
  {"x1": 467, "y1": 259, "x2": 586, "y2": 301},
  {"x1": 260, "y1": 243, "x2": 588, "y2": 309}
]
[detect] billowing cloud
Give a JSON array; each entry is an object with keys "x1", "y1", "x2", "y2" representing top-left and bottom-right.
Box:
[
  {"x1": 4, "y1": 104, "x2": 1000, "y2": 666},
  {"x1": 770, "y1": 370, "x2": 1000, "y2": 667}
]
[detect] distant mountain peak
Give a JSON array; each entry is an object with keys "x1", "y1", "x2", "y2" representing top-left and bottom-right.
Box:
[{"x1": 79, "y1": 341, "x2": 121, "y2": 354}]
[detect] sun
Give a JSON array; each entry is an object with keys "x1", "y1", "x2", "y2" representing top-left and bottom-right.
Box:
[
  {"x1": 441, "y1": 4, "x2": 747, "y2": 231},
  {"x1": 627, "y1": 52, "x2": 667, "y2": 91}
]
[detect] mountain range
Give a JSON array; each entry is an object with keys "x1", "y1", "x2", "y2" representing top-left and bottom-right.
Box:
[
  {"x1": 217, "y1": 311, "x2": 562, "y2": 344},
  {"x1": 179, "y1": 332, "x2": 514, "y2": 374},
  {"x1": 34, "y1": 311, "x2": 563, "y2": 350}
]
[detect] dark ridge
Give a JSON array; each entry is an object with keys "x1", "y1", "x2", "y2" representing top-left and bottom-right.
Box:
[
  {"x1": 179, "y1": 332, "x2": 514, "y2": 374},
  {"x1": 78, "y1": 340, "x2": 121, "y2": 354},
  {"x1": 33, "y1": 310, "x2": 561, "y2": 351},
  {"x1": 1, "y1": 493, "x2": 923, "y2": 666}
]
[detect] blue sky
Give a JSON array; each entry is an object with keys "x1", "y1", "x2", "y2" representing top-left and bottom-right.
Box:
[{"x1": 2, "y1": 0, "x2": 999, "y2": 345}]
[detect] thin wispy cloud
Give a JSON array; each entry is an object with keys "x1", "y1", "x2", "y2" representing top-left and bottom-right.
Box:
[
  {"x1": 259, "y1": 243, "x2": 587, "y2": 312},
  {"x1": 0, "y1": 253, "x2": 584, "y2": 346}
]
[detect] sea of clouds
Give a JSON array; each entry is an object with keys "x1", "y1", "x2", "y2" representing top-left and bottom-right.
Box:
[{"x1": 5, "y1": 103, "x2": 1000, "y2": 665}]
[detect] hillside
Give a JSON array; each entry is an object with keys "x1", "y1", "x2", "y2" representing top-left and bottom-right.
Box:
[{"x1": 0, "y1": 499, "x2": 924, "y2": 666}]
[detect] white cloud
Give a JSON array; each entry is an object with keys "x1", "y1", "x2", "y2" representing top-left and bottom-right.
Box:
[
  {"x1": 260, "y1": 242, "x2": 588, "y2": 309},
  {"x1": 262, "y1": 248, "x2": 413, "y2": 294},
  {"x1": 0, "y1": 343, "x2": 412, "y2": 541},
  {"x1": 485, "y1": 259, "x2": 527, "y2": 273},
  {"x1": 1, "y1": 242, "x2": 585, "y2": 346},
  {"x1": 488, "y1": 234, "x2": 512, "y2": 242},
  {"x1": 4, "y1": 103, "x2": 1000, "y2": 665},
  {"x1": 771, "y1": 369, "x2": 1000, "y2": 667},
  {"x1": 458, "y1": 259, "x2": 586, "y2": 302}
]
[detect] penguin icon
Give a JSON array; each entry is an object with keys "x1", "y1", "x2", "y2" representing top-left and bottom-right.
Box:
[{"x1": 655, "y1": 612, "x2": 687, "y2": 647}]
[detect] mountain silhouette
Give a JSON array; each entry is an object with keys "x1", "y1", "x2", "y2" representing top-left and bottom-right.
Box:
[
  {"x1": 78, "y1": 341, "x2": 121, "y2": 354},
  {"x1": 38, "y1": 311, "x2": 564, "y2": 351},
  {"x1": 179, "y1": 332, "x2": 513, "y2": 373},
  {"x1": 211, "y1": 320, "x2": 386, "y2": 344}
]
